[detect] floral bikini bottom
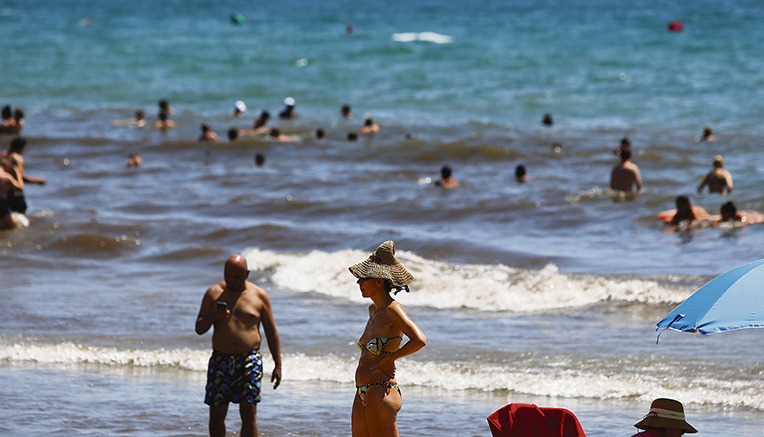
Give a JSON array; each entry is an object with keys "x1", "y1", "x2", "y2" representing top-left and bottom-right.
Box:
[{"x1": 355, "y1": 381, "x2": 401, "y2": 406}]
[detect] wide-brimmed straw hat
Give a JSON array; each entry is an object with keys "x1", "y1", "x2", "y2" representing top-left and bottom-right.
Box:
[
  {"x1": 634, "y1": 398, "x2": 697, "y2": 433},
  {"x1": 348, "y1": 241, "x2": 414, "y2": 287}
]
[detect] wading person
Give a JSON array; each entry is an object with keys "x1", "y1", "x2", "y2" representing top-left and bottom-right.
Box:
[
  {"x1": 195, "y1": 254, "x2": 282, "y2": 437},
  {"x1": 349, "y1": 241, "x2": 427, "y2": 437}
]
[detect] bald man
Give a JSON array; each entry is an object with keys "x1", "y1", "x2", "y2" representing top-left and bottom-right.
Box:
[{"x1": 195, "y1": 254, "x2": 282, "y2": 437}]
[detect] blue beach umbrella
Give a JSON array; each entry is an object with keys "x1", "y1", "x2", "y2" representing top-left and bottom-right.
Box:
[{"x1": 656, "y1": 259, "x2": 764, "y2": 341}]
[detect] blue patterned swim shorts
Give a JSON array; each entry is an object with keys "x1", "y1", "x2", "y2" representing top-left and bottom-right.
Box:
[{"x1": 204, "y1": 349, "x2": 263, "y2": 407}]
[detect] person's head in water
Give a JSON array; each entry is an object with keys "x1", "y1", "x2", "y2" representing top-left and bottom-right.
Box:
[
  {"x1": 13, "y1": 108, "x2": 23, "y2": 121},
  {"x1": 720, "y1": 201, "x2": 738, "y2": 221},
  {"x1": 542, "y1": 113, "x2": 553, "y2": 126},
  {"x1": 619, "y1": 144, "x2": 633, "y2": 161},
  {"x1": 440, "y1": 165, "x2": 453, "y2": 180},
  {"x1": 135, "y1": 109, "x2": 145, "y2": 121},
  {"x1": 316, "y1": 128, "x2": 326, "y2": 140},
  {"x1": 364, "y1": 115, "x2": 374, "y2": 127},
  {"x1": 201, "y1": 122, "x2": 211, "y2": 133},
  {"x1": 10, "y1": 137, "x2": 26, "y2": 153},
  {"x1": 1, "y1": 105, "x2": 11, "y2": 120},
  {"x1": 713, "y1": 155, "x2": 724, "y2": 168},
  {"x1": 227, "y1": 127, "x2": 239, "y2": 141},
  {"x1": 254, "y1": 110, "x2": 270, "y2": 128},
  {"x1": 341, "y1": 104, "x2": 352, "y2": 119},
  {"x1": 255, "y1": 153, "x2": 265, "y2": 167},
  {"x1": 676, "y1": 195, "x2": 691, "y2": 211},
  {"x1": 347, "y1": 132, "x2": 358, "y2": 141},
  {"x1": 515, "y1": 164, "x2": 527, "y2": 182},
  {"x1": 703, "y1": 126, "x2": 713, "y2": 140}
]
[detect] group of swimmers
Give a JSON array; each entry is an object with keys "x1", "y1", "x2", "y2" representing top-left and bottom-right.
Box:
[
  {"x1": 0, "y1": 105, "x2": 25, "y2": 135},
  {"x1": 604, "y1": 131, "x2": 760, "y2": 229},
  {"x1": 113, "y1": 98, "x2": 382, "y2": 145}
]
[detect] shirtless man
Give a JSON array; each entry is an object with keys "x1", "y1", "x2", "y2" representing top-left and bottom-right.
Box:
[
  {"x1": 435, "y1": 165, "x2": 459, "y2": 188},
  {"x1": 196, "y1": 255, "x2": 282, "y2": 437},
  {"x1": 0, "y1": 157, "x2": 24, "y2": 229},
  {"x1": 199, "y1": 122, "x2": 218, "y2": 142},
  {"x1": 610, "y1": 144, "x2": 642, "y2": 193},
  {"x1": 359, "y1": 115, "x2": 380, "y2": 135},
  {"x1": 697, "y1": 155, "x2": 732, "y2": 195},
  {"x1": 0, "y1": 137, "x2": 46, "y2": 214},
  {"x1": 155, "y1": 112, "x2": 176, "y2": 130},
  {"x1": 0, "y1": 105, "x2": 15, "y2": 134}
]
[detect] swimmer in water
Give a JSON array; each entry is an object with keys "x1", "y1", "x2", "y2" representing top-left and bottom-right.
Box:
[
  {"x1": 127, "y1": 153, "x2": 142, "y2": 168},
  {"x1": 694, "y1": 125, "x2": 716, "y2": 143},
  {"x1": 227, "y1": 127, "x2": 240, "y2": 142},
  {"x1": 279, "y1": 98, "x2": 298, "y2": 120},
  {"x1": 112, "y1": 109, "x2": 146, "y2": 128},
  {"x1": 359, "y1": 115, "x2": 380, "y2": 135},
  {"x1": 542, "y1": 113, "x2": 553, "y2": 127},
  {"x1": 316, "y1": 128, "x2": 326, "y2": 141},
  {"x1": 230, "y1": 101, "x2": 247, "y2": 118},
  {"x1": 0, "y1": 156, "x2": 24, "y2": 229},
  {"x1": 245, "y1": 110, "x2": 271, "y2": 135},
  {"x1": 715, "y1": 201, "x2": 764, "y2": 225},
  {"x1": 435, "y1": 165, "x2": 459, "y2": 189},
  {"x1": 158, "y1": 99, "x2": 174, "y2": 118},
  {"x1": 255, "y1": 153, "x2": 265, "y2": 167},
  {"x1": 515, "y1": 164, "x2": 527, "y2": 183},
  {"x1": 199, "y1": 122, "x2": 218, "y2": 142},
  {"x1": 610, "y1": 142, "x2": 642, "y2": 193},
  {"x1": 0, "y1": 105, "x2": 14, "y2": 134},
  {"x1": 155, "y1": 112, "x2": 176, "y2": 130},
  {"x1": 341, "y1": 104, "x2": 352, "y2": 119},
  {"x1": 697, "y1": 155, "x2": 732, "y2": 195},
  {"x1": 269, "y1": 128, "x2": 298, "y2": 142}
]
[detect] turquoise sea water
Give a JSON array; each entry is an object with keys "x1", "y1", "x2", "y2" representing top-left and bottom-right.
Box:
[{"x1": 2, "y1": 1, "x2": 764, "y2": 435}]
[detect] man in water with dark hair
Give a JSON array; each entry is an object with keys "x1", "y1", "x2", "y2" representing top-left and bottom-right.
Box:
[
  {"x1": 610, "y1": 143, "x2": 642, "y2": 193},
  {"x1": 341, "y1": 104, "x2": 352, "y2": 119},
  {"x1": 0, "y1": 137, "x2": 46, "y2": 214},
  {"x1": 435, "y1": 165, "x2": 459, "y2": 188},
  {"x1": 515, "y1": 164, "x2": 527, "y2": 183},
  {"x1": 0, "y1": 156, "x2": 24, "y2": 228},
  {"x1": 199, "y1": 122, "x2": 218, "y2": 142}
]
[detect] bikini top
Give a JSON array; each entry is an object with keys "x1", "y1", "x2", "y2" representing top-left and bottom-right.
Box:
[{"x1": 357, "y1": 335, "x2": 402, "y2": 355}]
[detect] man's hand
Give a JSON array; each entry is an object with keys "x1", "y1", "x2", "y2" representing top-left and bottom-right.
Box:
[{"x1": 271, "y1": 366, "x2": 282, "y2": 389}]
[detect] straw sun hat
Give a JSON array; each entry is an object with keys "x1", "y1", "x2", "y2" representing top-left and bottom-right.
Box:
[
  {"x1": 348, "y1": 241, "x2": 414, "y2": 288},
  {"x1": 634, "y1": 398, "x2": 697, "y2": 434}
]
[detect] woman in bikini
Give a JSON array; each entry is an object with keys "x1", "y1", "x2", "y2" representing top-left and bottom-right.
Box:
[{"x1": 348, "y1": 241, "x2": 427, "y2": 437}]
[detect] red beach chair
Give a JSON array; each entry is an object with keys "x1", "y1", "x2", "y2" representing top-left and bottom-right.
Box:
[{"x1": 487, "y1": 403, "x2": 587, "y2": 437}]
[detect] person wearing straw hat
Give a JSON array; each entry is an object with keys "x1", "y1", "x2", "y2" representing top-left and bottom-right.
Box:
[
  {"x1": 631, "y1": 398, "x2": 697, "y2": 437},
  {"x1": 348, "y1": 241, "x2": 427, "y2": 437}
]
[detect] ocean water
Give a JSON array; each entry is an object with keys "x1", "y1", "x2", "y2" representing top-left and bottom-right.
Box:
[{"x1": 2, "y1": 0, "x2": 764, "y2": 435}]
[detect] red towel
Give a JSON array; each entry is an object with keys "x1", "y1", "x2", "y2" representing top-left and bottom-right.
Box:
[{"x1": 487, "y1": 403, "x2": 587, "y2": 437}]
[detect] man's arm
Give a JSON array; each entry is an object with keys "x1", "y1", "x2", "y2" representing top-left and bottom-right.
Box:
[
  {"x1": 22, "y1": 173, "x2": 46, "y2": 185},
  {"x1": 259, "y1": 289, "x2": 282, "y2": 389},
  {"x1": 195, "y1": 287, "x2": 219, "y2": 335}
]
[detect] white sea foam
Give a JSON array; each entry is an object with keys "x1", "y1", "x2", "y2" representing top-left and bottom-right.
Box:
[
  {"x1": 3, "y1": 341, "x2": 760, "y2": 411},
  {"x1": 392, "y1": 32, "x2": 454, "y2": 44},
  {"x1": 242, "y1": 247, "x2": 695, "y2": 312}
]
